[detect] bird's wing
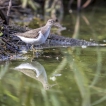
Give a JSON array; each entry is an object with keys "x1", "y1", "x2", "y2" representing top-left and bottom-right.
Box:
[{"x1": 16, "y1": 27, "x2": 42, "y2": 38}]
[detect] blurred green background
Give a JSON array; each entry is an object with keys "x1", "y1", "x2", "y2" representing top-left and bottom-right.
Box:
[{"x1": 0, "y1": 0, "x2": 106, "y2": 106}]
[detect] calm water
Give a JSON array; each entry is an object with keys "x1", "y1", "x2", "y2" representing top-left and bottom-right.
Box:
[{"x1": 1, "y1": 9, "x2": 106, "y2": 106}]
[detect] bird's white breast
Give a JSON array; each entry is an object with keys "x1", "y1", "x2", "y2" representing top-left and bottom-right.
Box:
[
  {"x1": 14, "y1": 63, "x2": 41, "y2": 77},
  {"x1": 17, "y1": 36, "x2": 38, "y2": 44},
  {"x1": 44, "y1": 28, "x2": 50, "y2": 38}
]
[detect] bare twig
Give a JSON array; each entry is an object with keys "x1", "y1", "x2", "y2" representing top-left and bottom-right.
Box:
[
  {"x1": 0, "y1": 5, "x2": 21, "y2": 9},
  {"x1": 81, "y1": 0, "x2": 92, "y2": 9},
  {"x1": 7, "y1": 0, "x2": 12, "y2": 22},
  {"x1": 0, "y1": 10, "x2": 8, "y2": 25}
]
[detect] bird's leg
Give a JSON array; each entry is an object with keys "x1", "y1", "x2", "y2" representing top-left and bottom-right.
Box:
[
  {"x1": 31, "y1": 45, "x2": 36, "y2": 54},
  {"x1": 30, "y1": 45, "x2": 42, "y2": 61},
  {"x1": 26, "y1": 43, "x2": 29, "y2": 50},
  {"x1": 30, "y1": 45, "x2": 36, "y2": 61}
]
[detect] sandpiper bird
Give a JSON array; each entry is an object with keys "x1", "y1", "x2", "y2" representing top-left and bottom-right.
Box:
[{"x1": 14, "y1": 19, "x2": 62, "y2": 46}]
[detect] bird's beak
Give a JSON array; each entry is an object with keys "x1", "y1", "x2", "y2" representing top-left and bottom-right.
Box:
[{"x1": 54, "y1": 22, "x2": 62, "y2": 28}]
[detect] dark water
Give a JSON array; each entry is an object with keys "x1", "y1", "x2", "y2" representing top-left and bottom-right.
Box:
[{"x1": 1, "y1": 9, "x2": 106, "y2": 106}]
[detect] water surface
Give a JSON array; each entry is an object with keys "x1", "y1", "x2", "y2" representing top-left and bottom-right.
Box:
[{"x1": 0, "y1": 9, "x2": 106, "y2": 106}]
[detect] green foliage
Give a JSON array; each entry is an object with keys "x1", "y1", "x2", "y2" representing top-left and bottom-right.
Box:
[
  {"x1": 0, "y1": 32, "x2": 3, "y2": 36},
  {"x1": 1, "y1": 7, "x2": 106, "y2": 106},
  {"x1": 0, "y1": 26, "x2": 3, "y2": 36},
  {"x1": 21, "y1": 0, "x2": 40, "y2": 10}
]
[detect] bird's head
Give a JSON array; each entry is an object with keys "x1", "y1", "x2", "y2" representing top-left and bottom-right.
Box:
[{"x1": 46, "y1": 19, "x2": 62, "y2": 28}]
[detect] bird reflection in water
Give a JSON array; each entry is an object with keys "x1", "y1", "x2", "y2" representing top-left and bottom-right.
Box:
[{"x1": 14, "y1": 61, "x2": 56, "y2": 90}]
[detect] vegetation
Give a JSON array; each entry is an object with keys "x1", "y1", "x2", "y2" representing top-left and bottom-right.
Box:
[{"x1": 0, "y1": 0, "x2": 106, "y2": 106}]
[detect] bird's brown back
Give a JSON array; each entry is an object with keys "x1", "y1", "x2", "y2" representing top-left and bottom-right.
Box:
[
  {"x1": 15, "y1": 25, "x2": 51, "y2": 38},
  {"x1": 15, "y1": 27, "x2": 42, "y2": 38}
]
